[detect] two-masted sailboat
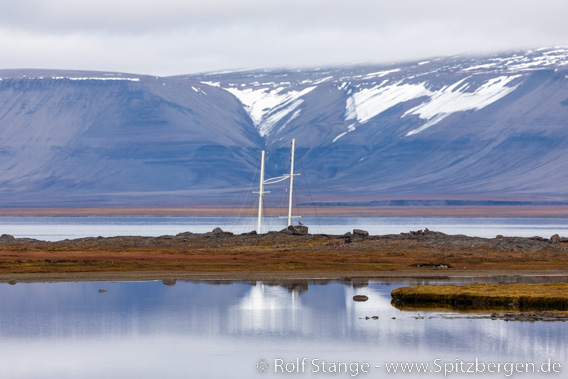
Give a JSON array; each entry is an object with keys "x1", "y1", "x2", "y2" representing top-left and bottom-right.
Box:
[{"x1": 254, "y1": 139, "x2": 300, "y2": 234}]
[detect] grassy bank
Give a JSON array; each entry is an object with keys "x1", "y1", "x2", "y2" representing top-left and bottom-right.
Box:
[
  {"x1": 391, "y1": 283, "x2": 568, "y2": 309},
  {"x1": 1, "y1": 230, "x2": 567, "y2": 277}
]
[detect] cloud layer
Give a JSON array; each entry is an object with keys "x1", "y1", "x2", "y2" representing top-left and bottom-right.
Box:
[{"x1": 1, "y1": 0, "x2": 568, "y2": 76}]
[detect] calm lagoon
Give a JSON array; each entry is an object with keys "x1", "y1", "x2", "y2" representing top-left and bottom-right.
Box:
[
  {"x1": 0, "y1": 279, "x2": 566, "y2": 378},
  {"x1": 1, "y1": 216, "x2": 568, "y2": 241}
]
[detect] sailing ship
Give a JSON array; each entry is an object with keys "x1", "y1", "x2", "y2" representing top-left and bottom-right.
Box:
[{"x1": 254, "y1": 139, "x2": 303, "y2": 234}]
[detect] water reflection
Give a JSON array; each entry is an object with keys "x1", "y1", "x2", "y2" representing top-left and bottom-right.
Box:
[{"x1": 0, "y1": 279, "x2": 566, "y2": 378}]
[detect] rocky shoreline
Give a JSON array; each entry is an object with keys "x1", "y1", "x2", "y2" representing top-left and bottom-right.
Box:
[
  {"x1": 2, "y1": 225, "x2": 567, "y2": 251},
  {"x1": 359, "y1": 311, "x2": 568, "y2": 322},
  {"x1": 437, "y1": 311, "x2": 568, "y2": 322}
]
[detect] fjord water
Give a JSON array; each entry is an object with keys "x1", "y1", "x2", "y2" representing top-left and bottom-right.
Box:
[
  {"x1": 1, "y1": 216, "x2": 568, "y2": 241},
  {"x1": 0, "y1": 280, "x2": 566, "y2": 378}
]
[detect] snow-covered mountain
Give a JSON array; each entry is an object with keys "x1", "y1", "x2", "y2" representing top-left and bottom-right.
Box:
[{"x1": 1, "y1": 47, "x2": 568, "y2": 207}]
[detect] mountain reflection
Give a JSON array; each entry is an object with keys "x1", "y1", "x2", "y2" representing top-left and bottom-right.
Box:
[{"x1": 0, "y1": 280, "x2": 565, "y2": 379}]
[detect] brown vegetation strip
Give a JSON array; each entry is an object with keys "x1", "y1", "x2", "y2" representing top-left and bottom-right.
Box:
[
  {"x1": 391, "y1": 283, "x2": 568, "y2": 309},
  {"x1": 0, "y1": 229, "x2": 567, "y2": 279},
  {"x1": 1, "y1": 205, "x2": 568, "y2": 217}
]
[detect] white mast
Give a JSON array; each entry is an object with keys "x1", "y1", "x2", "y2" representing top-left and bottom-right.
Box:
[
  {"x1": 256, "y1": 150, "x2": 266, "y2": 234},
  {"x1": 254, "y1": 141, "x2": 299, "y2": 234},
  {"x1": 287, "y1": 139, "x2": 296, "y2": 227}
]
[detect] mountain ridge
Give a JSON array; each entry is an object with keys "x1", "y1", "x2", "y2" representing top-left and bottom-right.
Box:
[{"x1": 1, "y1": 47, "x2": 567, "y2": 207}]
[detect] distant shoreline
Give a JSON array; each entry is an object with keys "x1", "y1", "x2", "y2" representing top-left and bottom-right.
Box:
[
  {"x1": 1, "y1": 269, "x2": 567, "y2": 283},
  {"x1": 0, "y1": 205, "x2": 568, "y2": 217}
]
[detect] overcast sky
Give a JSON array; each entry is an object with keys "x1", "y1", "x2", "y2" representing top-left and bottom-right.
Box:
[{"x1": 1, "y1": 0, "x2": 567, "y2": 76}]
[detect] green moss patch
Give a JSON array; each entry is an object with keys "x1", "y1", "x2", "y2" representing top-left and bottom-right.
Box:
[{"x1": 391, "y1": 283, "x2": 568, "y2": 310}]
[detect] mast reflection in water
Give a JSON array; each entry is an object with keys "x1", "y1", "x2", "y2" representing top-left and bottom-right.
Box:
[{"x1": 0, "y1": 279, "x2": 566, "y2": 378}]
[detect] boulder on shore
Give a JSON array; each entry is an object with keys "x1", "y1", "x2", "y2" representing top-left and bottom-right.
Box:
[
  {"x1": 0, "y1": 234, "x2": 15, "y2": 241},
  {"x1": 353, "y1": 229, "x2": 369, "y2": 237},
  {"x1": 550, "y1": 234, "x2": 561, "y2": 244},
  {"x1": 282, "y1": 225, "x2": 309, "y2": 235},
  {"x1": 208, "y1": 227, "x2": 233, "y2": 237}
]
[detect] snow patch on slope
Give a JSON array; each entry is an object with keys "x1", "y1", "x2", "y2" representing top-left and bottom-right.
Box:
[
  {"x1": 191, "y1": 86, "x2": 206, "y2": 95},
  {"x1": 332, "y1": 123, "x2": 356, "y2": 143},
  {"x1": 345, "y1": 82, "x2": 430, "y2": 124},
  {"x1": 405, "y1": 75, "x2": 521, "y2": 136},
  {"x1": 224, "y1": 86, "x2": 316, "y2": 136},
  {"x1": 202, "y1": 81, "x2": 221, "y2": 87},
  {"x1": 459, "y1": 47, "x2": 568, "y2": 73},
  {"x1": 364, "y1": 68, "x2": 401, "y2": 79},
  {"x1": 344, "y1": 74, "x2": 522, "y2": 137},
  {"x1": 14, "y1": 76, "x2": 143, "y2": 81}
]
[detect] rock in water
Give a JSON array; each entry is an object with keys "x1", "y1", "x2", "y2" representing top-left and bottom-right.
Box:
[
  {"x1": 353, "y1": 295, "x2": 369, "y2": 302},
  {"x1": 162, "y1": 279, "x2": 177, "y2": 287}
]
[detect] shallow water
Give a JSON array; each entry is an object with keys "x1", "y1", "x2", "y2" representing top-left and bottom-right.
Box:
[
  {"x1": 0, "y1": 279, "x2": 565, "y2": 378},
  {"x1": 1, "y1": 216, "x2": 568, "y2": 241}
]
